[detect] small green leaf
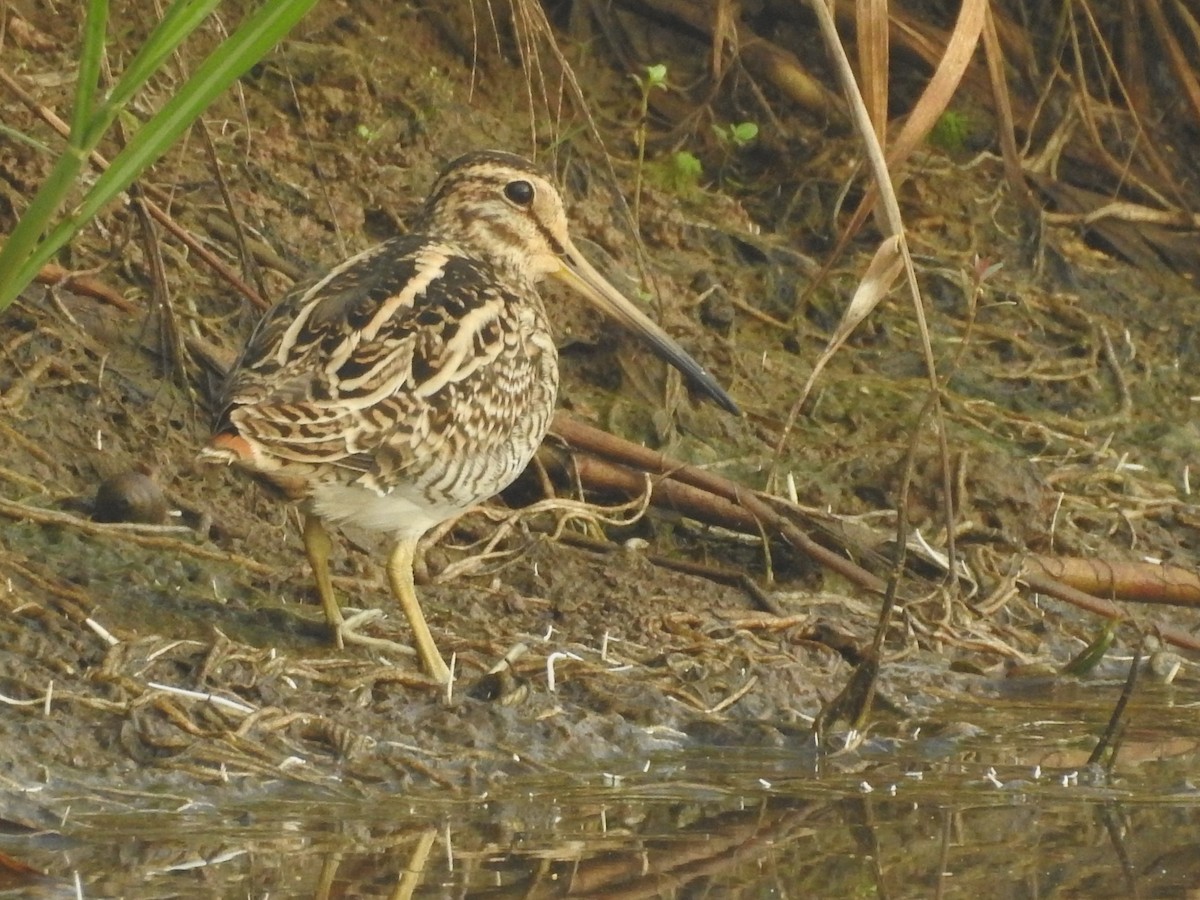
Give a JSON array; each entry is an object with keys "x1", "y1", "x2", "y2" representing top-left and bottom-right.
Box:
[
  {"x1": 672, "y1": 150, "x2": 702, "y2": 180},
  {"x1": 929, "y1": 109, "x2": 972, "y2": 152},
  {"x1": 1062, "y1": 620, "x2": 1119, "y2": 676},
  {"x1": 731, "y1": 121, "x2": 758, "y2": 144}
]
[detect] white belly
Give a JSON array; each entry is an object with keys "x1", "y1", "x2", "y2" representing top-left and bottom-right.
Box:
[{"x1": 309, "y1": 481, "x2": 467, "y2": 540}]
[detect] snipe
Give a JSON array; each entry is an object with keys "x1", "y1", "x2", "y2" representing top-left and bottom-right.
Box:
[{"x1": 202, "y1": 150, "x2": 738, "y2": 683}]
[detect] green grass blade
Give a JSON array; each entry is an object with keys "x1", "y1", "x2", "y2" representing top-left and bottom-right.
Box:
[
  {"x1": 88, "y1": 0, "x2": 319, "y2": 209},
  {"x1": 0, "y1": 149, "x2": 91, "y2": 305},
  {"x1": 85, "y1": 0, "x2": 221, "y2": 147},
  {"x1": 0, "y1": 0, "x2": 317, "y2": 313},
  {"x1": 72, "y1": 0, "x2": 319, "y2": 236},
  {"x1": 71, "y1": 0, "x2": 109, "y2": 139},
  {"x1": 0, "y1": 0, "x2": 108, "y2": 300}
]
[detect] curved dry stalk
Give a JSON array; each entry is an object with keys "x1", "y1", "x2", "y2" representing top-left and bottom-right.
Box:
[{"x1": 425, "y1": 486, "x2": 654, "y2": 584}]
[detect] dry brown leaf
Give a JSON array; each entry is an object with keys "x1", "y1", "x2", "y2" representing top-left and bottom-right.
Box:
[
  {"x1": 794, "y1": 235, "x2": 903, "y2": 411},
  {"x1": 856, "y1": 0, "x2": 890, "y2": 147},
  {"x1": 886, "y1": 0, "x2": 987, "y2": 170}
]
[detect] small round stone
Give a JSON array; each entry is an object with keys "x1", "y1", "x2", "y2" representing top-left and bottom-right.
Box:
[{"x1": 92, "y1": 470, "x2": 169, "y2": 525}]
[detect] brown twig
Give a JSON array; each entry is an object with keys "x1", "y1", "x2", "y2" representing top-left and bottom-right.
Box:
[
  {"x1": 1026, "y1": 556, "x2": 1200, "y2": 608},
  {"x1": 550, "y1": 413, "x2": 1200, "y2": 656},
  {"x1": 0, "y1": 495, "x2": 275, "y2": 576},
  {"x1": 33, "y1": 263, "x2": 135, "y2": 312},
  {"x1": 550, "y1": 412, "x2": 889, "y2": 595}
]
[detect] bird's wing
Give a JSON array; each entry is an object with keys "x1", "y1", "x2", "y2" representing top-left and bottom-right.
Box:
[{"x1": 214, "y1": 235, "x2": 520, "y2": 476}]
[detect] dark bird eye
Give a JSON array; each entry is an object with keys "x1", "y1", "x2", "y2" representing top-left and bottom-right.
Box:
[{"x1": 504, "y1": 180, "x2": 535, "y2": 206}]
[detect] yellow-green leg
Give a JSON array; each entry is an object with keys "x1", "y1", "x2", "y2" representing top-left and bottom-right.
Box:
[
  {"x1": 302, "y1": 513, "x2": 344, "y2": 644},
  {"x1": 301, "y1": 513, "x2": 420, "y2": 663},
  {"x1": 386, "y1": 538, "x2": 451, "y2": 684}
]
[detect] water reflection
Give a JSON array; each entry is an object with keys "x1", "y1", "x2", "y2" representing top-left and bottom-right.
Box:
[{"x1": 6, "y1": 686, "x2": 1200, "y2": 898}]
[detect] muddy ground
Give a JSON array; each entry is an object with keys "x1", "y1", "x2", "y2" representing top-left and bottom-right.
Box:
[{"x1": 2, "y1": 1, "x2": 1199, "y2": 804}]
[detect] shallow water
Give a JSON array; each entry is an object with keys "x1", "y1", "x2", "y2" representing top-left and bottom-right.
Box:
[{"x1": 7, "y1": 683, "x2": 1200, "y2": 898}]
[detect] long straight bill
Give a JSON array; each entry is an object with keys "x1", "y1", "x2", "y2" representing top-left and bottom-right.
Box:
[{"x1": 553, "y1": 243, "x2": 740, "y2": 416}]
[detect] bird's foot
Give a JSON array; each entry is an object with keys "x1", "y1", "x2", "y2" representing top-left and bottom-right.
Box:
[{"x1": 333, "y1": 608, "x2": 419, "y2": 660}]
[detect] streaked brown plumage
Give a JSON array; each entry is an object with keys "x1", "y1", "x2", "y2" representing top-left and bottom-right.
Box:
[{"x1": 201, "y1": 150, "x2": 738, "y2": 683}]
